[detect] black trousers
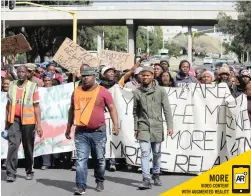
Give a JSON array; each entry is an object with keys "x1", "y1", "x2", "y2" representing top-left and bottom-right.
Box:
[{"x1": 6, "y1": 117, "x2": 35, "y2": 177}]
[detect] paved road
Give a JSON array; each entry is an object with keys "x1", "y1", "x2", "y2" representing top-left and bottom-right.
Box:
[{"x1": 1, "y1": 168, "x2": 195, "y2": 196}]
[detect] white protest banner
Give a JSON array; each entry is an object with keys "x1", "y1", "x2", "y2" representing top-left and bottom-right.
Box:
[
  {"x1": 1, "y1": 83, "x2": 250, "y2": 174},
  {"x1": 1, "y1": 34, "x2": 32, "y2": 56},
  {"x1": 53, "y1": 38, "x2": 99, "y2": 73},
  {"x1": 99, "y1": 50, "x2": 135, "y2": 70}
]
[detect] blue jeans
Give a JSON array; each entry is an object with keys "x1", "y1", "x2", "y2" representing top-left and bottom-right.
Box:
[
  {"x1": 42, "y1": 154, "x2": 60, "y2": 166},
  {"x1": 139, "y1": 141, "x2": 161, "y2": 179},
  {"x1": 75, "y1": 125, "x2": 107, "y2": 188}
]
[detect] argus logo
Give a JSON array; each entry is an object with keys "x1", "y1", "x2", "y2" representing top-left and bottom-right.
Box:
[
  {"x1": 235, "y1": 172, "x2": 247, "y2": 184},
  {"x1": 232, "y1": 165, "x2": 250, "y2": 193}
]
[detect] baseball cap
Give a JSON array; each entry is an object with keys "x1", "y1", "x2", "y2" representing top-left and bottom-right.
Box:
[
  {"x1": 81, "y1": 67, "x2": 97, "y2": 76},
  {"x1": 25, "y1": 63, "x2": 36, "y2": 71},
  {"x1": 140, "y1": 66, "x2": 154, "y2": 74},
  {"x1": 134, "y1": 67, "x2": 143, "y2": 75},
  {"x1": 101, "y1": 65, "x2": 115, "y2": 77}
]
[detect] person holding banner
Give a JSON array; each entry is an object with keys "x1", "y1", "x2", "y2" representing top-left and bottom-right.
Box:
[
  {"x1": 40, "y1": 72, "x2": 60, "y2": 170},
  {"x1": 133, "y1": 66, "x2": 173, "y2": 190},
  {"x1": 46, "y1": 63, "x2": 62, "y2": 84},
  {"x1": 5, "y1": 65, "x2": 43, "y2": 182},
  {"x1": 65, "y1": 66, "x2": 119, "y2": 195},
  {"x1": 26, "y1": 63, "x2": 43, "y2": 87},
  {"x1": 174, "y1": 60, "x2": 197, "y2": 85},
  {"x1": 100, "y1": 56, "x2": 146, "y2": 171}
]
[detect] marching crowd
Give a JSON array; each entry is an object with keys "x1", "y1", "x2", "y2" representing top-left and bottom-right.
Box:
[{"x1": 1, "y1": 56, "x2": 251, "y2": 195}]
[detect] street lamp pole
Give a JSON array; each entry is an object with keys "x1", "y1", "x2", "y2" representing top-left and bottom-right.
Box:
[
  {"x1": 147, "y1": 26, "x2": 150, "y2": 56},
  {"x1": 15, "y1": 2, "x2": 78, "y2": 43}
]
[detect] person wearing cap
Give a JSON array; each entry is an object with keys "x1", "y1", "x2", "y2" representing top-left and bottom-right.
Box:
[
  {"x1": 46, "y1": 63, "x2": 62, "y2": 84},
  {"x1": 216, "y1": 65, "x2": 231, "y2": 83},
  {"x1": 26, "y1": 63, "x2": 43, "y2": 87},
  {"x1": 160, "y1": 58, "x2": 169, "y2": 71},
  {"x1": 174, "y1": 60, "x2": 197, "y2": 86},
  {"x1": 232, "y1": 70, "x2": 251, "y2": 98},
  {"x1": 124, "y1": 67, "x2": 143, "y2": 90},
  {"x1": 65, "y1": 66, "x2": 119, "y2": 195},
  {"x1": 42, "y1": 72, "x2": 54, "y2": 88},
  {"x1": 201, "y1": 71, "x2": 215, "y2": 84},
  {"x1": 40, "y1": 72, "x2": 61, "y2": 170},
  {"x1": 215, "y1": 65, "x2": 231, "y2": 84},
  {"x1": 133, "y1": 66, "x2": 173, "y2": 190},
  {"x1": 5, "y1": 65, "x2": 43, "y2": 182},
  {"x1": 100, "y1": 56, "x2": 147, "y2": 89},
  {"x1": 35, "y1": 67, "x2": 45, "y2": 79}
]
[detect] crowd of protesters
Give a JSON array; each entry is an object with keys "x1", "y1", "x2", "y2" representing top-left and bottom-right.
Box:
[{"x1": 1, "y1": 56, "x2": 251, "y2": 194}]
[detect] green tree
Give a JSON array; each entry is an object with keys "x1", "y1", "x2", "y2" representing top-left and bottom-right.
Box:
[
  {"x1": 217, "y1": 1, "x2": 251, "y2": 60},
  {"x1": 103, "y1": 26, "x2": 127, "y2": 52},
  {"x1": 5, "y1": 0, "x2": 92, "y2": 62},
  {"x1": 6, "y1": 26, "x2": 72, "y2": 62},
  {"x1": 136, "y1": 26, "x2": 163, "y2": 55},
  {"x1": 78, "y1": 26, "x2": 100, "y2": 51},
  {"x1": 164, "y1": 41, "x2": 182, "y2": 57},
  {"x1": 149, "y1": 26, "x2": 163, "y2": 55},
  {"x1": 136, "y1": 27, "x2": 147, "y2": 54}
]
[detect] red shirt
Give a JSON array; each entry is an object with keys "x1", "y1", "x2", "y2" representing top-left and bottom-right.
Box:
[
  {"x1": 54, "y1": 73, "x2": 62, "y2": 84},
  {"x1": 7, "y1": 86, "x2": 39, "y2": 117},
  {"x1": 71, "y1": 86, "x2": 114, "y2": 129}
]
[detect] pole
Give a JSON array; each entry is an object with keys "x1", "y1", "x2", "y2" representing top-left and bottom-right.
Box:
[
  {"x1": 147, "y1": 26, "x2": 150, "y2": 56},
  {"x1": 220, "y1": 37, "x2": 223, "y2": 57},
  {"x1": 102, "y1": 26, "x2": 105, "y2": 49},
  {"x1": 188, "y1": 26, "x2": 192, "y2": 64},
  {"x1": 72, "y1": 13, "x2": 77, "y2": 43},
  {"x1": 3, "y1": 1, "x2": 6, "y2": 62}
]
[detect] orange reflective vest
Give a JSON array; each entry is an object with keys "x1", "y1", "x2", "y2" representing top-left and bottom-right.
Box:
[
  {"x1": 7, "y1": 80, "x2": 37, "y2": 125},
  {"x1": 74, "y1": 85, "x2": 101, "y2": 127}
]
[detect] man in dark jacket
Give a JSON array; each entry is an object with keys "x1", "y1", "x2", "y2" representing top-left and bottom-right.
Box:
[
  {"x1": 232, "y1": 70, "x2": 251, "y2": 98},
  {"x1": 174, "y1": 60, "x2": 197, "y2": 86},
  {"x1": 133, "y1": 66, "x2": 173, "y2": 190}
]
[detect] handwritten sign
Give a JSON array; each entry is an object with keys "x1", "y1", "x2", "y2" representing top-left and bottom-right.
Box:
[
  {"x1": 99, "y1": 50, "x2": 135, "y2": 70},
  {"x1": 53, "y1": 38, "x2": 99, "y2": 73},
  {"x1": 1, "y1": 34, "x2": 32, "y2": 56}
]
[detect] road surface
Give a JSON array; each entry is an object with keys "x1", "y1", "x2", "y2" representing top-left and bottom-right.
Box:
[{"x1": 1, "y1": 168, "x2": 195, "y2": 196}]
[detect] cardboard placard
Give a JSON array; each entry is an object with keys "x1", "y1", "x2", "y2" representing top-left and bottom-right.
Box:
[
  {"x1": 53, "y1": 38, "x2": 99, "y2": 73},
  {"x1": 1, "y1": 34, "x2": 32, "y2": 56},
  {"x1": 99, "y1": 50, "x2": 135, "y2": 70}
]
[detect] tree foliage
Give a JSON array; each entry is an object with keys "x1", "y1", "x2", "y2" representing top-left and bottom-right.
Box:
[
  {"x1": 164, "y1": 42, "x2": 182, "y2": 57},
  {"x1": 6, "y1": 26, "x2": 72, "y2": 62},
  {"x1": 217, "y1": 1, "x2": 251, "y2": 58},
  {"x1": 136, "y1": 26, "x2": 163, "y2": 55},
  {"x1": 103, "y1": 26, "x2": 127, "y2": 52}
]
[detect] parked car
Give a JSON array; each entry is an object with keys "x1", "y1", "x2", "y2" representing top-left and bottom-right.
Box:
[{"x1": 203, "y1": 57, "x2": 213, "y2": 64}]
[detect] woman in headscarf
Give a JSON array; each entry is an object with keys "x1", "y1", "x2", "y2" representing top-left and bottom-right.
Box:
[
  {"x1": 40, "y1": 72, "x2": 60, "y2": 170},
  {"x1": 42, "y1": 72, "x2": 53, "y2": 87},
  {"x1": 201, "y1": 71, "x2": 215, "y2": 84}
]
